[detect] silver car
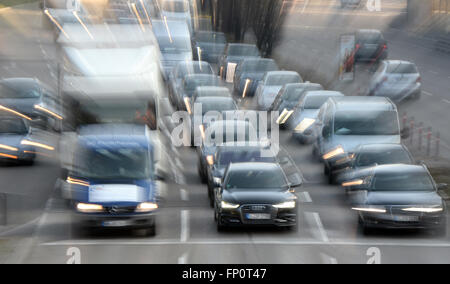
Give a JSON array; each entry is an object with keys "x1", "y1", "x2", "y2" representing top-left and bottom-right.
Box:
[
  {"x1": 313, "y1": 96, "x2": 402, "y2": 173},
  {"x1": 255, "y1": 71, "x2": 303, "y2": 111},
  {"x1": 291, "y1": 91, "x2": 345, "y2": 144},
  {"x1": 368, "y1": 60, "x2": 422, "y2": 102}
]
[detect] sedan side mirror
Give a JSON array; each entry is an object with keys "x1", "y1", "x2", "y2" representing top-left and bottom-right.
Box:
[
  {"x1": 437, "y1": 183, "x2": 448, "y2": 191},
  {"x1": 213, "y1": 178, "x2": 222, "y2": 188}
]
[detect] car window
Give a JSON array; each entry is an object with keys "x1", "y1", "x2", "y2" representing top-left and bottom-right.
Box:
[
  {"x1": 225, "y1": 167, "x2": 288, "y2": 190},
  {"x1": 334, "y1": 111, "x2": 400, "y2": 136},
  {"x1": 372, "y1": 171, "x2": 435, "y2": 192},
  {"x1": 356, "y1": 148, "x2": 413, "y2": 167}
]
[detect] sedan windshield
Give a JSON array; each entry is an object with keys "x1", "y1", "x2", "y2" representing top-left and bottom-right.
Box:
[
  {"x1": 356, "y1": 149, "x2": 413, "y2": 167},
  {"x1": 334, "y1": 111, "x2": 400, "y2": 136},
  {"x1": 0, "y1": 82, "x2": 40, "y2": 99},
  {"x1": 372, "y1": 172, "x2": 435, "y2": 192},
  {"x1": 225, "y1": 168, "x2": 288, "y2": 190}
]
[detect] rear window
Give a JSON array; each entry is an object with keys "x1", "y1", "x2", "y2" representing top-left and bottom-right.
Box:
[
  {"x1": 357, "y1": 32, "x2": 383, "y2": 44},
  {"x1": 386, "y1": 63, "x2": 418, "y2": 74}
]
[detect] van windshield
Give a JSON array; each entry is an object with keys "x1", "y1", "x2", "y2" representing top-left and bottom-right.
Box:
[
  {"x1": 74, "y1": 146, "x2": 153, "y2": 180},
  {"x1": 334, "y1": 111, "x2": 399, "y2": 136}
]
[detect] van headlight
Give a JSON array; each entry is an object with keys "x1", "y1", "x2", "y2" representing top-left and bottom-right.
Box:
[
  {"x1": 136, "y1": 202, "x2": 158, "y2": 212},
  {"x1": 274, "y1": 201, "x2": 296, "y2": 209},
  {"x1": 76, "y1": 203, "x2": 104, "y2": 213},
  {"x1": 294, "y1": 118, "x2": 316, "y2": 133},
  {"x1": 323, "y1": 146, "x2": 345, "y2": 160}
]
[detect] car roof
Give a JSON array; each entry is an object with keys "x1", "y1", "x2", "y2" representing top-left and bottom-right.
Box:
[
  {"x1": 228, "y1": 162, "x2": 281, "y2": 172},
  {"x1": 228, "y1": 43, "x2": 257, "y2": 48},
  {"x1": 329, "y1": 96, "x2": 396, "y2": 111},
  {"x1": 382, "y1": 60, "x2": 416, "y2": 66},
  {"x1": 304, "y1": 90, "x2": 344, "y2": 98},
  {"x1": 195, "y1": 86, "x2": 230, "y2": 95},
  {"x1": 266, "y1": 71, "x2": 299, "y2": 77},
  {"x1": 195, "y1": 96, "x2": 234, "y2": 104},
  {"x1": 184, "y1": 74, "x2": 219, "y2": 81},
  {"x1": 373, "y1": 164, "x2": 428, "y2": 175}
]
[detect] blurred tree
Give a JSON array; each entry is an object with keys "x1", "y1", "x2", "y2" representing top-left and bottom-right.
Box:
[{"x1": 212, "y1": 0, "x2": 287, "y2": 56}]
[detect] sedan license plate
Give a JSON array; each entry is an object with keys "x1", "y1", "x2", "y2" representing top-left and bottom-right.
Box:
[
  {"x1": 246, "y1": 213, "x2": 271, "y2": 220},
  {"x1": 393, "y1": 215, "x2": 419, "y2": 222},
  {"x1": 102, "y1": 220, "x2": 132, "y2": 227}
]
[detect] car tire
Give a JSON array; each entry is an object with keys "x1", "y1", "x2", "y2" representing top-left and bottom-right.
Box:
[
  {"x1": 146, "y1": 225, "x2": 157, "y2": 237},
  {"x1": 217, "y1": 214, "x2": 226, "y2": 232},
  {"x1": 324, "y1": 164, "x2": 330, "y2": 176}
]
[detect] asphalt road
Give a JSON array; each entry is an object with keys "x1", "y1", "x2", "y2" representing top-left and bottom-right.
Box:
[{"x1": 0, "y1": 1, "x2": 450, "y2": 264}]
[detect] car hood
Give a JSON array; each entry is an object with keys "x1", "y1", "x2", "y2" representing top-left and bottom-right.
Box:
[
  {"x1": 326, "y1": 135, "x2": 401, "y2": 153},
  {"x1": 0, "y1": 98, "x2": 38, "y2": 116},
  {"x1": 367, "y1": 191, "x2": 443, "y2": 206},
  {"x1": 224, "y1": 190, "x2": 292, "y2": 205}
]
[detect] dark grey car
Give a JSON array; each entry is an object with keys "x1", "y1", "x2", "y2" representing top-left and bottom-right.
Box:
[
  {"x1": 343, "y1": 164, "x2": 447, "y2": 235},
  {"x1": 233, "y1": 58, "x2": 279, "y2": 98}
]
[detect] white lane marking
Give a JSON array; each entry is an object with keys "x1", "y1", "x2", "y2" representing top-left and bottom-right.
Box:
[
  {"x1": 443, "y1": 99, "x2": 450, "y2": 104},
  {"x1": 180, "y1": 188, "x2": 189, "y2": 201},
  {"x1": 180, "y1": 210, "x2": 190, "y2": 243},
  {"x1": 423, "y1": 91, "x2": 433, "y2": 97},
  {"x1": 178, "y1": 252, "x2": 189, "y2": 264},
  {"x1": 299, "y1": 192, "x2": 312, "y2": 203},
  {"x1": 320, "y1": 253, "x2": 338, "y2": 264},
  {"x1": 40, "y1": 239, "x2": 450, "y2": 248},
  {"x1": 301, "y1": 0, "x2": 309, "y2": 13},
  {"x1": 305, "y1": 212, "x2": 329, "y2": 243},
  {"x1": 428, "y1": 70, "x2": 438, "y2": 75}
]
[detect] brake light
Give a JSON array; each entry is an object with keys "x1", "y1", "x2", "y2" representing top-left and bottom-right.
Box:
[
  {"x1": 383, "y1": 44, "x2": 387, "y2": 50},
  {"x1": 416, "y1": 77, "x2": 421, "y2": 83}
]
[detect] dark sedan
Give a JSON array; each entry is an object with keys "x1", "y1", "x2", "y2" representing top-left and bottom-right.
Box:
[
  {"x1": 192, "y1": 31, "x2": 227, "y2": 63},
  {"x1": 214, "y1": 163, "x2": 300, "y2": 231},
  {"x1": 330, "y1": 143, "x2": 415, "y2": 184},
  {"x1": 233, "y1": 58, "x2": 279, "y2": 98},
  {"x1": 206, "y1": 142, "x2": 277, "y2": 207},
  {"x1": 218, "y1": 44, "x2": 260, "y2": 82},
  {"x1": 343, "y1": 164, "x2": 447, "y2": 235},
  {"x1": 176, "y1": 74, "x2": 223, "y2": 112}
]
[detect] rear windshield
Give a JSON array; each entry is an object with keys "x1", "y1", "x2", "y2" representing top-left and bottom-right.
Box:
[
  {"x1": 386, "y1": 63, "x2": 418, "y2": 74},
  {"x1": 228, "y1": 45, "x2": 259, "y2": 57},
  {"x1": 266, "y1": 74, "x2": 300, "y2": 86},
  {"x1": 334, "y1": 111, "x2": 400, "y2": 136},
  {"x1": 163, "y1": 1, "x2": 188, "y2": 13},
  {"x1": 372, "y1": 171, "x2": 435, "y2": 192},
  {"x1": 357, "y1": 32, "x2": 383, "y2": 44}
]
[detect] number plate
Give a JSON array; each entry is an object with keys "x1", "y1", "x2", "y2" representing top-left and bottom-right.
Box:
[
  {"x1": 246, "y1": 213, "x2": 271, "y2": 220},
  {"x1": 393, "y1": 215, "x2": 419, "y2": 222},
  {"x1": 102, "y1": 220, "x2": 132, "y2": 227}
]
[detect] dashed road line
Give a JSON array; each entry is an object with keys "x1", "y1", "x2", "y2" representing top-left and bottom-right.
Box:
[
  {"x1": 298, "y1": 191, "x2": 312, "y2": 203},
  {"x1": 443, "y1": 99, "x2": 450, "y2": 104},
  {"x1": 423, "y1": 91, "x2": 433, "y2": 97},
  {"x1": 180, "y1": 210, "x2": 190, "y2": 243},
  {"x1": 180, "y1": 188, "x2": 189, "y2": 201},
  {"x1": 305, "y1": 212, "x2": 329, "y2": 243}
]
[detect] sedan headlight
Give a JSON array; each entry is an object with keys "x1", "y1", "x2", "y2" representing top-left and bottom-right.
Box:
[
  {"x1": 323, "y1": 146, "x2": 345, "y2": 160},
  {"x1": 76, "y1": 203, "x2": 104, "y2": 213},
  {"x1": 274, "y1": 201, "x2": 296, "y2": 209},
  {"x1": 351, "y1": 206, "x2": 386, "y2": 213},
  {"x1": 184, "y1": 97, "x2": 192, "y2": 114},
  {"x1": 342, "y1": 179, "x2": 365, "y2": 187},
  {"x1": 276, "y1": 109, "x2": 294, "y2": 125},
  {"x1": 294, "y1": 118, "x2": 316, "y2": 133},
  {"x1": 402, "y1": 207, "x2": 443, "y2": 213},
  {"x1": 136, "y1": 202, "x2": 158, "y2": 212},
  {"x1": 221, "y1": 201, "x2": 240, "y2": 209},
  {"x1": 206, "y1": 155, "x2": 214, "y2": 166}
]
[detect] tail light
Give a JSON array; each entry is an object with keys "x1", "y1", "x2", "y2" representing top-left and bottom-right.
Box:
[{"x1": 416, "y1": 77, "x2": 421, "y2": 83}]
